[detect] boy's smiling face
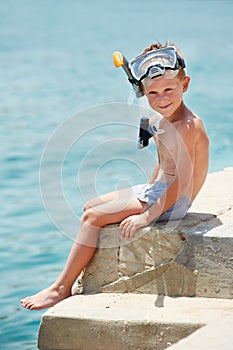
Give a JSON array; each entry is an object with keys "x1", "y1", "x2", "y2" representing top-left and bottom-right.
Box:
[{"x1": 144, "y1": 75, "x2": 190, "y2": 121}]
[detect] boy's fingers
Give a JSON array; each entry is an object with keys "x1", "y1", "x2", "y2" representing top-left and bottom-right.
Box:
[
  {"x1": 122, "y1": 223, "x2": 137, "y2": 239},
  {"x1": 119, "y1": 221, "x2": 125, "y2": 229},
  {"x1": 120, "y1": 217, "x2": 138, "y2": 239},
  {"x1": 120, "y1": 221, "x2": 131, "y2": 239},
  {"x1": 121, "y1": 224, "x2": 129, "y2": 238}
]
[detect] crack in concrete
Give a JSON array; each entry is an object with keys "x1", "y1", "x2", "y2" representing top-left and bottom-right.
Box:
[{"x1": 100, "y1": 261, "x2": 172, "y2": 293}]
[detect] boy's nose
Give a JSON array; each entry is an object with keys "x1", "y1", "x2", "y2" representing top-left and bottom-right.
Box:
[{"x1": 156, "y1": 93, "x2": 165, "y2": 102}]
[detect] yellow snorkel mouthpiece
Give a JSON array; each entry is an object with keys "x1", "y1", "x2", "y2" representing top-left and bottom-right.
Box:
[
  {"x1": 112, "y1": 50, "x2": 144, "y2": 98},
  {"x1": 112, "y1": 51, "x2": 124, "y2": 68}
]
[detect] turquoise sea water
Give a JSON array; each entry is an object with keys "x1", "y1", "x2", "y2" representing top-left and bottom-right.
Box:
[{"x1": 1, "y1": 0, "x2": 233, "y2": 348}]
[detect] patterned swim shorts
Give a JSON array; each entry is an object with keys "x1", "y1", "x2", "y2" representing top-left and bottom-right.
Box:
[{"x1": 132, "y1": 181, "x2": 191, "y2": 221}]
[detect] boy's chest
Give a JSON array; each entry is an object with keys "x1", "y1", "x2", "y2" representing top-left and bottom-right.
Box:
[{"x1": 155, "y1": 132, "x2": 178, "y2": 158}]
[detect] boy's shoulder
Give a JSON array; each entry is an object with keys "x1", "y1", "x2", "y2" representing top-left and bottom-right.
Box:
[
  {"x1": 177, "y1": 112, "x2": 208, "y2": 144},
  {"x1": 179, "y1": 110, "x2": 205, "y2": 131}
]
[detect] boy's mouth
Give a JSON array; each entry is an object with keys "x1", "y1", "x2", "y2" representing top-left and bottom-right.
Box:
[{"x1": 158, "y1": 102, "x2": 172, "y2": 109}]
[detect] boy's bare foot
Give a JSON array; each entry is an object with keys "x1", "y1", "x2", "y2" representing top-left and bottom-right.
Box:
[{"x1": 20, "y1": 285, "x2": 70, "y2": 310}]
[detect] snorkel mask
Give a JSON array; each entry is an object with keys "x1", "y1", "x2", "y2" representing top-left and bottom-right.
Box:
[{"x1": 112, "y1": 46, "x2": 185, "y2": 97}]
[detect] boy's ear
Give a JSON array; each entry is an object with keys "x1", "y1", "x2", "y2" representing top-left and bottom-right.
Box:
[{"x1": 182, "y1": 76, "x2": 190, "y2": 92}]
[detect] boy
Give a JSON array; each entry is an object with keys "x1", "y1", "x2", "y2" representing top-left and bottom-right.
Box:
[{"x1": 21, "y1": 41, "x2": 209, "y2": 310}]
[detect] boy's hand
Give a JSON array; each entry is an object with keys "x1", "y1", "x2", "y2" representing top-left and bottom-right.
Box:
[{"x1": 119, "y1": 214, "x2": 149, "y2": 239}]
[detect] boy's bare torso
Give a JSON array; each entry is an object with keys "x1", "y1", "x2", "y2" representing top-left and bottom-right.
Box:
[{"x1": 154, "y1": 111, "x2": 209, "y2": 202}]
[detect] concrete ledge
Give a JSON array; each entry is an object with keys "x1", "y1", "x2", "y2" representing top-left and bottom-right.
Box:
[
  {"x1": 38, "y1": 168, "x2": 233, "y2": 350},
  {"x1": 80, "y1": 169, "x2": 233, "y2": 299},
  {"x1": 38, "y1": 294, "x2": 233, "y2": 350},
  {"x1": 168, "y1": 313, "x2": 233, "y2": 350},
  {"x1": 80, "y1": 216, "x2": 233, "y2": 299}
]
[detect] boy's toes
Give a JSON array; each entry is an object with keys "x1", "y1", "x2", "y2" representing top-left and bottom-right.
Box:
[{"x1": 21, "y1": 297, "x2": 32, "y2": 309}]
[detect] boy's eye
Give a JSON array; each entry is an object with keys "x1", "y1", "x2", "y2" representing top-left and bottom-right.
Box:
[{"x1": 165, "y1": 88, "x2": 172, "y2": 92}]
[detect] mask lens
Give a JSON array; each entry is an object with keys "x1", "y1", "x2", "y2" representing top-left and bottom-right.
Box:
[{"x1": 130, "y1": 47, "x2": 178, "y2": 81}]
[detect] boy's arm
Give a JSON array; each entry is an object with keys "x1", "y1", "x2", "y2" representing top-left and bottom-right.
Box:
[
  {"x1": 148, "y1": 115, "x2": 163, "y2": 184},
  {"x1": 149, "y1": 162, "x2": 160, "y2": 184}
]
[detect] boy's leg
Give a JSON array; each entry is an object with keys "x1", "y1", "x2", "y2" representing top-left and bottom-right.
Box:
[
  {"x1": 84, "y1": 186, "x2": 136, "y2": 210},
  {"x1": 21, "y1": 195, "x2": 146, "y2": 310}
]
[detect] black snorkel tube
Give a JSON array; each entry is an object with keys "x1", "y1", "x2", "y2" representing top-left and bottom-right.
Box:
[
  {"x1": 112, "y1": 51, "x2": 164, "y2": 148},
  {"x1": 112, "y1": 51, "x2": 144, "y2": 98}
]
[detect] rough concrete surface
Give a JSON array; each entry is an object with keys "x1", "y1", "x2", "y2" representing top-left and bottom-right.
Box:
[
  {"x1": 38, "y1": 294, "x2": 233, "y2": 350},
  {"x1": 168, "y1": 313, "x2": 233, "y2": 350}
]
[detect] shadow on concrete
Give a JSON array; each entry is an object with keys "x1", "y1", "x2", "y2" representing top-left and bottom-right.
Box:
[{"x1": 154, "y1": 212, "x2": 225, "y2": 307}]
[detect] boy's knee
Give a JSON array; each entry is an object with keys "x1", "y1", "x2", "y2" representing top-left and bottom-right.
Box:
[
  {"x1": 81, "y1": 208, "x2": 91, "y2": 223},
  {"x1": 81, "y1": 208, "x2": 98, "y2": 226},
  {"x1": 83, "y1": 202, "x2": 90, "y2": 211}
]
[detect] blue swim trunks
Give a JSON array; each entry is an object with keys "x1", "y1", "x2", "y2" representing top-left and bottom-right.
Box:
[{"x1": 132, "y1": 181, "x2": 191, "y2": 221}]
